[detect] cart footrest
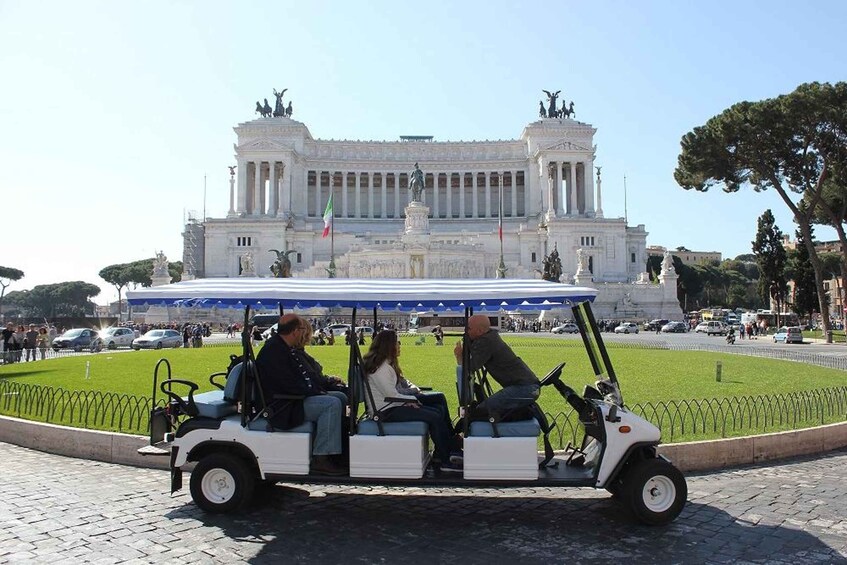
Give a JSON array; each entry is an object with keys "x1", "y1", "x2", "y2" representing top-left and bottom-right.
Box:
[{"x1": 137, "y1": 443, "x2": 171, "y2": 456}]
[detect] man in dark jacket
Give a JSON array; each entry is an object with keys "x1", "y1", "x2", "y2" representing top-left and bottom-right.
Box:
[
  {"x1": 453, "y1": 314, "x2": 540, "y2": 418},
  {"x1": 256, "y1": 313, "x2": 345, "y2": 476}
]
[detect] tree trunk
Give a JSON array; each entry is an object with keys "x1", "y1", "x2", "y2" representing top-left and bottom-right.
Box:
[{"x1": 769, "y1": 181, "x2": 832, "y2": 341}]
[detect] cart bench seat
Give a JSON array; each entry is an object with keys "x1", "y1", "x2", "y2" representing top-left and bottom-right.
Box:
[
  {"x1": 192, "y1": 390, "x2": 236, "y2": 419},
  {"x1": 468, "y1": 418, "x2": 540, "y2": 438},
  {"x1": 357, "y1": 419, "x2": 429, "y2": 436}
]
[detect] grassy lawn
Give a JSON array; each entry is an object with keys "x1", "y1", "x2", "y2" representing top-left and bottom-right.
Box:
[{"x1": 2, "y1": 336, "x2": 845, "y2": 442}]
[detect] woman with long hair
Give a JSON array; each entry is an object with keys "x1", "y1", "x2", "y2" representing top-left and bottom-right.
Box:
[{"x1": 362, "y1": 330, "x2": 460, "y2": 472}]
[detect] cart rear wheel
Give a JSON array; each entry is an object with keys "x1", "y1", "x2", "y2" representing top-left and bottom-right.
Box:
[
  {"x1": 622, "y1": 459, "x2": 686, "y2": 525},
  {"x1": 190, "y1": 453, "x2": 255, "y2": 513}
]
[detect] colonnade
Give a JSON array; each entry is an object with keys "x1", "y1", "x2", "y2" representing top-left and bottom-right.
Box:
[
  {"x1": 235, "y1": 160, "x2": 288, "y2": 217},
  {"x1": 542, "y1": 159, "x2": 596, "y2": 217},
  {"x1": 305, "y1": 170, "x2": 526, "y2": 219}
]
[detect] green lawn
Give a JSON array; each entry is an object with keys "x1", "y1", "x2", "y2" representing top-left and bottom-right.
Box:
[{"x1": 1, "y1": 336, "x2": 845, "y2": 442}]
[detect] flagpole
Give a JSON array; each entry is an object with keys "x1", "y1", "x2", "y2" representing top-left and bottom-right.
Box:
[
  {"x1": 496, "y1": 173, "x2": 507, "y2": 279},
  {"x1": 328, "y1": 188, "x2": 336, "y2": 278}
]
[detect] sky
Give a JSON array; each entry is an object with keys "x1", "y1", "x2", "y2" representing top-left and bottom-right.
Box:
[{"x1": 1, "y1": 0, "x2": 844, "y2": 304}]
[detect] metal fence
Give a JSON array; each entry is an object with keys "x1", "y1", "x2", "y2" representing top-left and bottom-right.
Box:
[{"x1": 2, "y1": 377, "x2": 845, "y2": 448}]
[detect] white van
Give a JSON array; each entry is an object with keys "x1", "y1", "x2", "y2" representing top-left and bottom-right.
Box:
[{"x1": 694, "y1": 321, "x2": 726, "y2": 336}]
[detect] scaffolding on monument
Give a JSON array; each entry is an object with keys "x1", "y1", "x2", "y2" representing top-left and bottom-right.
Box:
[{"x1": 183, "y1": 211, "x2": 199, "y2": 279}]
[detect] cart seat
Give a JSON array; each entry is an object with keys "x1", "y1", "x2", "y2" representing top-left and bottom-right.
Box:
[
  {"x1": 247, "y1": 417, "x2": 313, "y2": 434},
  {"x1": 357, "y1": 419, "x2": 429, "y2": 436},
  {"x1": 191, "y1": 362, "x2": 248, "y2": 419},
  {"x1": 469, "y1": 418, "x2": 540, "y2": 438}
]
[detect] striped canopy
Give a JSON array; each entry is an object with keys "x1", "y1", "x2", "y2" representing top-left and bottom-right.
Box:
[{"x1": 126, "y1": 278, "x2": 597, "y2": 311}]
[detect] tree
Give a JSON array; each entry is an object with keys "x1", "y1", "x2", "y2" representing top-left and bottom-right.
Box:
[
  {"x1": 9, "y1": 282, "x2": 100, "y2": 318},
  {"x1": 787, "y1": 228, "x2": 820, "y2": 319},
  {"x1": 675, "y1": 82, "x2": 847, "y2": 341},
  {"x1": 751, "y1": 210, "x2": 788, "y2": 322},
  {"x1": 0, "y1": 266, "x2": 24, "y2": 313},
  {"x1": 99, "y1": 264, "x2": 133, "y2": 321}
]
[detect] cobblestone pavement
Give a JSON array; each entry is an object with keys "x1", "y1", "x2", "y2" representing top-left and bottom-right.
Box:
[{"x1": 1, "y1": 442, "x2": 846, "y2": 564}]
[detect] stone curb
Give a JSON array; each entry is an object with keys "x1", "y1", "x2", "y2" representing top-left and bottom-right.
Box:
[{"x1": 2, "y1": 414, "x2": 846, "y2": 473}]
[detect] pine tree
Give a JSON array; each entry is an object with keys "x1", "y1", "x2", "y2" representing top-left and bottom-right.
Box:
[{"x1": 752, "y1": 210, "x2": 788, "y2": 321}]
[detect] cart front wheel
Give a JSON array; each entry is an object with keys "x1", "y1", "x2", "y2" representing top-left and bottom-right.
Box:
[
  {"x1": 622, "y1": 459, "x2": 687, "y2": 525},
  {"x1": 190, "y1": 453, "x2": 255, "y2": 513}
]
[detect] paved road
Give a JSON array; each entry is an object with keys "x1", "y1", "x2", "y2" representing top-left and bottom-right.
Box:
[{"x1": 1, "y1": 443, "x2": 845, "y2": 564}]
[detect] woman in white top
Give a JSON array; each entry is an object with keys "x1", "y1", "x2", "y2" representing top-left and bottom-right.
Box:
[{"x1": 361, "y1": 330, "x2": 461, "y2": 472}]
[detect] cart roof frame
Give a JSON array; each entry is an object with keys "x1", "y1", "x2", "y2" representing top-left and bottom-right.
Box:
[{"x1": 126, "y1": 278, "x2": 598, "y2": 311}]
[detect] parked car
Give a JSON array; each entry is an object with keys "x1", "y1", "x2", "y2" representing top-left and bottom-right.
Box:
[
  {"x1": 773, "y1": 326, "x2": 803, "y2": 344},
  {"x1": 93, "y1": 327, "x2": 136, "y2": 350},
  {"x1": 614, "y1": 322, "x2": 639, "y2": 334},
  {"x1": 661, "y1": 321, "x2": 688, "y2": 333},
  {"x1": 132, "y1": 329, "x2": 183, "y2": 350},
  {"x1": 643, "y1": 319, "x2": 670, "y2": 332},
  {"x1": 694, "y1": 321, "x2": 726, "y2": 336},
  {"x1": 52, "y1": 328, "x2": 98, "y2": 352},
  {"x1": 551, "y1": 323, "x2": 579, "y2": 334},
  {"x1": 326, "y1": 323, "x2": 352, "y2": 337}
]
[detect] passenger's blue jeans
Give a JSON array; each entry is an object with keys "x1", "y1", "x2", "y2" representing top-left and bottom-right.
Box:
[
  {"x1": 479, "y1": 384, "x2": 540, "y2": 419},
  {"x1": 303, "y1": 393, "x2": 345, "y2": 455},
  {"x1": 385, "y1": 404, "x2": 453, "y2": 462}
]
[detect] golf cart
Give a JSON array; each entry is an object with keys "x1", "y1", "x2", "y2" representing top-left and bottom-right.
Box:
[{"x1": 130, "y1": 278, "x2": 686, "y2": 525}]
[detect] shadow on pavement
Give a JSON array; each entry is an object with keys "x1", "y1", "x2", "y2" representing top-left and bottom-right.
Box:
[{"x1": 166, "y1": 486, "x2": 845, "y2": 564}]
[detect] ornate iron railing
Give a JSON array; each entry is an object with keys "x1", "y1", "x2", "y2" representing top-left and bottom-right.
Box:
[{"x1": 1, "y1": 378, "x2": 845, "y2": 447}]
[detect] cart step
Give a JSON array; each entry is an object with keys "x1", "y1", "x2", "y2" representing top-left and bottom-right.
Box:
[{"x1": 137, "y1": 442, "x2": 171, "y2": 456}]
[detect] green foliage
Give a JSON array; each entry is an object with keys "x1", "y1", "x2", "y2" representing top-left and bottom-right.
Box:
[
  {"x1": 789, "y1": 228, "x2": 821, "y2": 318},
  {"x1": 0, "y1": 265, "x2": 25, "y2": 309},
  {"x1": 5, "y1": 281, "x2": 100, "y2": 317},
  {"x1": 675, "y1": 82, "x2": 847, "y2": 334},
  {"x1": 752, "y1": 209, "x2": 788, "y2": 313}
]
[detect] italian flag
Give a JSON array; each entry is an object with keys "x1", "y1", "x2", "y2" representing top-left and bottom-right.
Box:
[{"x1": 322, "y1": 193, "x2": 333, "y2": 238}]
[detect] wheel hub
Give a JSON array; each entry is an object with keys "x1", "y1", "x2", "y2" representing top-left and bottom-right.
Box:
[
  {"x1": 642, "y1": 475, "x2": 675, "y2": 513},
  {"x1": 201, "y1": 468, "x2": 236, "y2": 503}
]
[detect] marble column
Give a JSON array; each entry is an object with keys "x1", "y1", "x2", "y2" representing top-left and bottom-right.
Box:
[
  {"x1": 569, "y1": 161, "x2": 578, "y2": 215},
  {"x1": 459, "y1": 172, "x2": 466, "y2": 218},
  {"x1": 432, "y1": 173, "x2": 440, "y2": 218},
  {"x1": 341, "y1": 171, "x2": 349, "y2": 218},
  {"x1": 316, "y1": 171, "x2": 323, "y2": 218},
  {"x1": 268, "y1": 161, "x2": 278, "y2": 216},
  {"x1": 472, "y1": 172, "x2": 479, "y2": 218},
  {"x1": 355, "y1": 172, "x2": 361, "y2": 218},
  {"x1": 367, "y1": 172, "x2": 374, "y2": 219},
  {"x1": 395, "y1": 172, "x2": 402, "y2": 218},
  {"x1": 380, "y1": 173, "x2": 387, "y2": 218},
  {"x1": 485, "y1": 172, "x2": 492, "y2": 218},
  {"x1": 254, "y1": 161, "x2": 264, "y2": 215},
  {"x1": 446, "y1": 173, "x2": 453, "y2": 218},
  {"x1": 511, "y1": 170, "x2": 518, "y2": 217},
  {"x1": 595, "y1": 168, "x2": 604, "y2": 218},
  {"x1": 236, "y1": 158, "x2": 247, "y2": 215},
  {"x1": 228, "y1": 173, "x2": 236, "y2": 217},
  {"x1": 585, "y1": 159, "x2": 595, "y2": 215}
]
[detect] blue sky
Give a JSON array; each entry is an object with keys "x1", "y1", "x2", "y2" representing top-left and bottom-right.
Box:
[{"x1": 1, "y1": 0, "x2": 844, "y2": 303}]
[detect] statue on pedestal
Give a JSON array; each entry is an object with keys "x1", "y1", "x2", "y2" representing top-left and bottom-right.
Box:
[
  {"x1": 661, "y1": 250, "x2": 676, "y2": 275},
  {"x1": 272, "y1": 88, "x2": 287, "y2": 118},
  {"x1": 240, "y1": 252, "x2": 255, "y2": 276},
  {"x1": 269, "y1": 249, "x2": 296, "y2": 278},
  {"x1": 576, "y1": 248, "x2": 589, "y2": 274},
  {"x1": 153, "y1": 251, "x2": 169, "y2": 276},
  {"x1": 541, "y1": 245, "x2": 563, "y2": 282},
  {"x1": 542, "y1": 89, "x2": 561, "y2": 120},
  {"x1": 409, "y1": 162, "x2": 425, "y2": 203}
]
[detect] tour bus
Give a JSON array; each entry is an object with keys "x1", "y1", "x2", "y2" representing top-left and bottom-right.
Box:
[
  {"x1": 740, "y1": 310, "x2": 799, "y2": 330},
  {"x1": 129, "y1": 278, "x2": 687, "y2": 526}
]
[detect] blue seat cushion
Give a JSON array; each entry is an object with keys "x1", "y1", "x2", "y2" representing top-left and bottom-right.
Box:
[
  {"x1": 469, "y1": 418, "x2": 540, "y2": 437},
  {"x1": 247, "y1": 417, "x2": 313, "y2": 433},
  {"x1": 192, "y1": 390, "x2": 237, "y2": 419},
  {"x1": 357, "y1": 419, "x2": 429, "y2": 436}
]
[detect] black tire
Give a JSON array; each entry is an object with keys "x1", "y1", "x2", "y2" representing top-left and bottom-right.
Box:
[
  {"x1": 189, "y1": 453, "x2": 255, "y2": 513},
  {"x1": 74, "y1": 345, "x2": 82, "y2": 353},
  {"x1": 107, "y1": 341, "x2": 116, "y2": 350},
  {"x1": 622, "y1": 459, "x2": 687, "y2": 526},
  {"x1": 155, "y1": 342, "x2": 163, "y2": 350}
]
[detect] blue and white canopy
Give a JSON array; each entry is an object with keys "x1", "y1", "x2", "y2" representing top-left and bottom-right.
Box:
[{"x1": 126, "y1": 278, "x2": 597, "y2": 311}]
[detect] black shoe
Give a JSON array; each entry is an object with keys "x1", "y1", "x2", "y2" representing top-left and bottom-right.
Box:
[{"x1": 311, "y1": 455, "x2": 346, "y2": 476}]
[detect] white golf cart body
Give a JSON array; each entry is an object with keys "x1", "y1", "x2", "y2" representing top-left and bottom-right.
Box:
[{"x1": 129, "y1": 278, "x2": 685, "y2": 525}]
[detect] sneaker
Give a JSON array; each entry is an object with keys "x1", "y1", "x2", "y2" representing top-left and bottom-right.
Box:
[
  {"x1": 310, "y1": 455, "x2": 347, "y2": 476},
  {"x1": 449, "y1": 452, "x2": 464, "y2": 465},
  {"x1": 439, "y1": 461, "x2": 463, "y2": 473}
]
